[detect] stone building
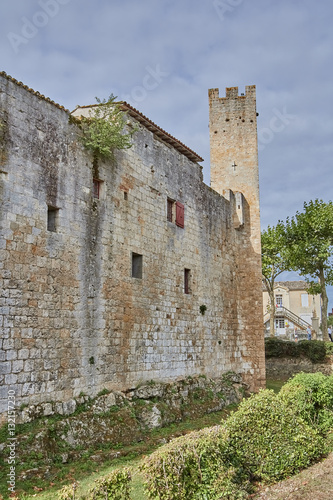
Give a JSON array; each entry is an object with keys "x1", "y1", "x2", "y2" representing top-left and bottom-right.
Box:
[{"x1": 0, "y1": 72, "x2": 265, "y2": 420}]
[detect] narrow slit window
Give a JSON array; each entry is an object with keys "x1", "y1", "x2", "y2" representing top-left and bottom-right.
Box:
[
  {"x1": 167, "y1": 198, "x2": 174, "y2": 222},
  {"x1": 132, "y1": 252, "x2": 143, "y2": 279},
  {"x1": 184, "y1": 268, "x2": 190, "y2": 294},
  {"x1": 47, "y1": 206, "x2": 58, "y2": 232},
  {"x1": 93, "y1": 179, "x2": 102, "y2": 199}
]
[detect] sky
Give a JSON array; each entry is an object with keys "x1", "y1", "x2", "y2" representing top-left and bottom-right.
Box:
[{"x1": 1, "y1": 0, "x2": 333, "y2": 308}]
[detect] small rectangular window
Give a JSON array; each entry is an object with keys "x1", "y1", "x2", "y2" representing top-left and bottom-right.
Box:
[
  {"x1": 275, "y1": 318, "x2": 285, "y2": 329},
  {"x1": 93, "y1": 179, "x2": 102, "y2": 199},
  {"x1": 276, "y1": 294, "x2": 283, "y2": 307},
  {"x1": 47, "y1": 206, "x2": 58, "y2": 232},
  {"x1": 184, "y1": 268, "x2": 190, "y2": 294},
  {"x1": 301, "y1": 293, "x2": 309, "y2": 307},
  {"x1": 132, "y1": 253, "x2": 143, "y2": 279},
  {"x1": 167, "y1": 198, "x2": 174, "y2": 222}
]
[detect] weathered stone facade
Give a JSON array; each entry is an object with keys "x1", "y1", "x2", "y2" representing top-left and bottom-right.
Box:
[{"x1": 0, "y1": 73, "x2": 265, "y2": 421}]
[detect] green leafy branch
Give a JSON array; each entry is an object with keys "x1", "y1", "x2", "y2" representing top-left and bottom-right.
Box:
[{"x1": 74, "y1": 95, "x2": 136, "y2": 160}]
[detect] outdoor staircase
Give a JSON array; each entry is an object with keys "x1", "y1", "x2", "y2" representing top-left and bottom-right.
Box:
[{"x1": 264, "y1": 306, "x2": 312, "y2": 330}]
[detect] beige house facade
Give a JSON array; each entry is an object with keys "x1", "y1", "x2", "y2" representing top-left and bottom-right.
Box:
[{"x1": 263, "y1": 281, "x2": 322, "y2": 339}]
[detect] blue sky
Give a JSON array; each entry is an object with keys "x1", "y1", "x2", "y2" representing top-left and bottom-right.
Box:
[{"x1": 1, "y1": 0, "x2": 333, "y2": 308}]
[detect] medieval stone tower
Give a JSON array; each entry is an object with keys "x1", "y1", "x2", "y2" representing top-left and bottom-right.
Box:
[
  {"x1": 208, "y1": 85, "x2": 265, "y2": 391},
  {"x1": 209, "y1": 85, "x2": 260, "y2": 254}
]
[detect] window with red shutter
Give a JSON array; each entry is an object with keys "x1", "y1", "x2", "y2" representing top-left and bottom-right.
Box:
[{"x1": 176, "y1": 201, "x2": 184, "y2": 228}]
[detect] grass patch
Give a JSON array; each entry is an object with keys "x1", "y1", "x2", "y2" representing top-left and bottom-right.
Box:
[{"x1": 266, "y1": 378, "x2": 287, "y2": 393}]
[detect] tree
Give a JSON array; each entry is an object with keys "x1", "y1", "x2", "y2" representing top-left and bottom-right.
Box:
[
  {"x1": 284, "y1": 199, "x2": 333, "y2": 342},
  {"x1": 74, "y1": 95, "x2": 135, "y2": 160},
  {"x1": 261, "y1": 222, "x2": 290, "y2": 337}
]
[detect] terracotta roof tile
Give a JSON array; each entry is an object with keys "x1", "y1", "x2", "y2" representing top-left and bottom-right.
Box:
[{"x1": 0, "y1": 71, "x2": 70, "y2": 114}]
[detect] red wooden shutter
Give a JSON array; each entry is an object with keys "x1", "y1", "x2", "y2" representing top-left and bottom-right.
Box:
[{"x1": 176, "y1": 202, "x2": 184, "y2": 228}]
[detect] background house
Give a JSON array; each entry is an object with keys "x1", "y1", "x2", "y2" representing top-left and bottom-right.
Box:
[{"x1": 263, "y1": 281, "x2": 322, "y2": 340}]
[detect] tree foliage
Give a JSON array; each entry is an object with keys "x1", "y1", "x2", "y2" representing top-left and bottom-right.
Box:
[
  {"x1": 261, "y1": 222, "x2": 290, "y2": 336},
  {"x1": 284, "y1": 199, "x2": 333, "y2": 341},
  {"x1": 75, "y1": 95, "x2": 135, "y2": 160}
]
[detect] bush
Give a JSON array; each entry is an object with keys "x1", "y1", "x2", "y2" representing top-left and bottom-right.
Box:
[
  {"x1": 325, "y1": 341, "x2": 333, "y2": 355},
  {"x1": 265, "y1": 337, "x2": 298, "y2": 358},
  {"x1": 57, "y1": 484, "x2": 77, "y2": 499},
  {"x1": 140, "y1": 425, "x2": 250, "y2": 499},
  {"x1": 265, "y1": 337, "x2": 327, "y2": 363},
  {"x1": 297, "y1": 340, "x2": 327, "y2": 363},
  {"x1": 141, "y1": 388, "x2": 326, "y2": 498},
  {"x1": 87, "y1": 468, "x2": 132, "y2": 499},
  {"x1": 279, "y1": 372, "x2": 333, "y2": 434},
  {"x1": 224, "y1": 389, "x2": 325, "y2": 483}
]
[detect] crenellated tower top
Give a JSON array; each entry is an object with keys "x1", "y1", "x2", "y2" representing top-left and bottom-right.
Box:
[{"x1": 209, "y1": 85, "x2": 260, "y2": 253}]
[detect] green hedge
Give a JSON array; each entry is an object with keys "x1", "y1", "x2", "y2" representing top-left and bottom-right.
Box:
[
  {"x1": 140, "y1": 426, "x2": 250, "y2": 499},
  {"x1": 140, "y1": 373, "x2": 333, "y2": 499},
  {"x1": 279, "y1": 372, "x2": 333, "y2": 434},
  {"x1": 58, "y1": 468, "x2": 131, "y2": 500},
  {"x1": 265, "y1": 337, "x2": 329, "y2": 363}
]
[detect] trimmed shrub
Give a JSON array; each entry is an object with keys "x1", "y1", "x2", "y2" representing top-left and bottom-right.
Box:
[
  {"x1": 265, "y1": 337, "x2": 327, "y2": 363},
  {"x1": 325, "y1": 341, "x2": 333, "y2": 355},
  {"x1": 87, "y1": 468, "x2": 132, "y2": 499},
  {"x1": 279, "y1": 372, "x2": 333, "y2": 434},
  {"x1": 297, "y1": 340, "x2": 327, "y2": 363},
  {"x1": 140, "y1": 426, "x2": 250, "y2": 499},
  {"x1": 223, "y1": 389, "x2": 325, "y2": 483},
  {"x1": 141, "y1": 388, "x2": 326, "y2": 498}
]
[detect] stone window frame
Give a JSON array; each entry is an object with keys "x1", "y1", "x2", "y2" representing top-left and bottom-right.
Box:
[
  {"x1": 47, "y1": 205, "x2": 59, "y2": 232},
  {"x1": 132, "y1": 252, "x2": 143, "y2": 279},
  {"x1": 184, "y1": 268, "x2": 191, "y2": 294}
]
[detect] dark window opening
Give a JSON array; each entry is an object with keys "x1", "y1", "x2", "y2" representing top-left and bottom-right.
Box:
[
  {"x1": 93, "y1": 179, "x2": 102, "y2": 199},
  {"x1": 167, "y1": 198, "x2": 174, "y2": 222},
  {"x1": 132, "y1": 253, "x2": 143, "y2": 279},
  {"x1": 47, "y1": 206, "x2": 58, "y2": 232},
  {"x1": 124, "y1": 191, "x2": 128, "y2": 200},
  {"x1": 184, "y1": 268, "x2": 190, "y2": 294}
]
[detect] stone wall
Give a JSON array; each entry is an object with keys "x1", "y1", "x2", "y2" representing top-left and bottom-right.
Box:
[
  {"x1": 266, "y1": 356, "x2": 333, "y2": 379},
  {"x1": 0, "y1": 74, "x2": 265, "y2": 421}
]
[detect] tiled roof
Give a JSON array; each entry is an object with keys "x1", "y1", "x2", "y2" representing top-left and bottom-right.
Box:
[
  {"x1": 0, "y1": 71, "x2": 70, "y2": 113},
  {"x1": 1, "y1": 71, "x2": 204, "y2": 164},
  {"x1": 72, "y1": 102, "x2": 204, "y2": 163},
  {"x1": 262, "y1": 280, "x2": 310, "y2": 291}
]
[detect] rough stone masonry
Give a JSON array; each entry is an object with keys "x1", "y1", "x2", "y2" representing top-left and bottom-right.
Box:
[{"x1": 0, "y1": 73, "x2": 265, "y2": 422}]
